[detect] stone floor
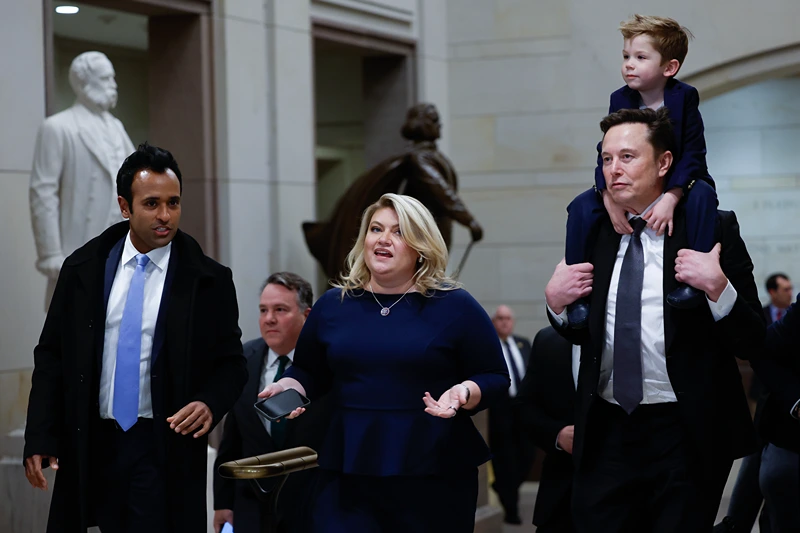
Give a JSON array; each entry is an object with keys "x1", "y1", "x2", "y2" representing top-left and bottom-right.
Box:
[
  {"x1": 497, "y1": 459, "x2": 761, "y2": 533},
  {"x1": 3, "y1": 450, "x2": 763, "y2": 533}
]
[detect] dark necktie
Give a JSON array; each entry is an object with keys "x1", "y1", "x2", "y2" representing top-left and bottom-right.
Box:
[
  {"x1": 503, "y1": 339, "x2": 523, "y2": 394},
  {"x1": 613, "y1": 218, "x2": 647, "y2": 414},
  {"x1": 269, "y1": 355, "x2": 291, "y2": 446},
  {"x1": 776, "y1": 308, "x2": 783, "y2": 322}
]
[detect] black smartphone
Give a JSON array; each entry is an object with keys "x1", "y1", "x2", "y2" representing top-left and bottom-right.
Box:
[{"x1": 254, "y1": 389, "x2": 310, "y2": 421}]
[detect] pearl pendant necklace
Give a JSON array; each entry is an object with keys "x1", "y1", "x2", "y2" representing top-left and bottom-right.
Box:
[{"x1": 369, "y1": 283, "x2": 414, "y2": 317}]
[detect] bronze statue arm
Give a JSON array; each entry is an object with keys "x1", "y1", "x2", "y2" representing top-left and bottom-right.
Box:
[{"x1": 410, "y1": 152, "x2": 483, "y2": 241}]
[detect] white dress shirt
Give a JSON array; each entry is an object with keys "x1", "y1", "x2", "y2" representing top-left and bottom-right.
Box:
[
  {"x1": 500, "y1": 337, "x2": 527, "y2": 396},
  {"x1": 549, "y1": 198, "x2": 738, "y2": 406},
  {"x1": 99, "y1": 233, "x2": 171, "y2": 419},
  {"x1": 259, "y1": 348, "x2": 295, "y2": 435}
]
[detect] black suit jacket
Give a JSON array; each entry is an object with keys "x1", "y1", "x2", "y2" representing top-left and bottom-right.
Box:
[
  {"x1": 24, "y1": 221, "x2": 248, "y2": 533},
  {"x1": 214, "y1": 338, "x2": 333, "y2": 533},
  {"x1": 751, "y1": 299, "x2": 800, "y2": 454},
  {"x1": 550, "y1": 208, "x2": 764, "y2": 481},
  {"x1": 517, "y1": 327, "x2": 575, "y2": 528},
  {"x1": 489, "y1": 334, "x2": 532, "y2": 434}
]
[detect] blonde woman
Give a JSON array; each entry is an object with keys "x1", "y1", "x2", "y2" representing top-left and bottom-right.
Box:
[{"x1": 259, "y1": 193, "x2": 509, "y2": 532}]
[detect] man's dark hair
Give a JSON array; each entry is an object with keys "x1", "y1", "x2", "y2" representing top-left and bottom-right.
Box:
[
  {"x1": 116, "y1": 142, "x2": 182, "y2": 210},
  {"x1": 261, "y1": 272, "x2": 314, "y2": 311},
  {"x1": 766, "y1": 273, "x2": 790, "y2": 292},
  {"x1": 600, "y1": 107, "x2": 675, "y2": 157}
]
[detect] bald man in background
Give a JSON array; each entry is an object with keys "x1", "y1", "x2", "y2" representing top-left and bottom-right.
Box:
[{"x1": 489, "y1": 305, "x2": 536, "y2": 524}]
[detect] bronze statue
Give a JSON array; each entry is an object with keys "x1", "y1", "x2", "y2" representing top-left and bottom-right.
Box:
[{"x1": 304, "y1": 103, "x2": 484, "y2": 280}]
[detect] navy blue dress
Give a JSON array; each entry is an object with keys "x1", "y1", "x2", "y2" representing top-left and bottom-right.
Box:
[{"x1": 284, "y1": 287, "x2": 509, "y2": 532}]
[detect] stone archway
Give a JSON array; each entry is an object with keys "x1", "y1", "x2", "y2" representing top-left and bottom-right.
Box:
[{"x1": 684, "y1": 42, "x2": 800, "y2": 99}]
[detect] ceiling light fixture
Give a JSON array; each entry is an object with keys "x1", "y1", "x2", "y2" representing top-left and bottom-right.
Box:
[{"x1": 55, "y1": 5, "x2": 80, "y2": 14}]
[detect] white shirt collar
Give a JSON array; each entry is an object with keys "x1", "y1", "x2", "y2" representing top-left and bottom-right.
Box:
[
  {"x1": 121, "y1": 231, "x2": 172, "y2": 272},
  {"x1": 626, "y1": 193, "x2": 664, "y2": 221},
  {"x1": 266, "y1": 347, "x2": 295, "y2": 367}
]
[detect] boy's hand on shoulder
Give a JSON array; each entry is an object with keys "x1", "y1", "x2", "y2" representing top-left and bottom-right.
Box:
[
  {"x1": 603, "y1": 191, "x2": 632, "y2": 235},
  {"x1": 643, "y1": 190, "x2": 681, "y2": 237}
]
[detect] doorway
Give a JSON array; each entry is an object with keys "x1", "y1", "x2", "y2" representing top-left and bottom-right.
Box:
[{"x1": 44, "y1": 0, "x2": 217, "y2": 255}]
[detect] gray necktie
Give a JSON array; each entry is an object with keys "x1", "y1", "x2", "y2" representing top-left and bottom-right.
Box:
[{"x1": 613, "y1": 217, "x2": 647, "y2": 414}]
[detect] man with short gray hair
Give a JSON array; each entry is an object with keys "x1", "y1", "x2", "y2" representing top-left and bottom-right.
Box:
[
  {"x1": 489, "y1": 304, "x2": 534, "y2": 525},
  {"x1": 30, "y1": 51, "x2": 134, "y2": 307}
]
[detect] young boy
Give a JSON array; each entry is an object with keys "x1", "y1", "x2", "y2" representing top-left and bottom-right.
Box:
[{"x1": 565, "y1": 14, "x2": 717, "y2": 327}]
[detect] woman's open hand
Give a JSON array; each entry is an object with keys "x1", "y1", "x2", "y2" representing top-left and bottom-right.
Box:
[{"x1": 422, "y1": 385, "x2": 469, "y2": 418}]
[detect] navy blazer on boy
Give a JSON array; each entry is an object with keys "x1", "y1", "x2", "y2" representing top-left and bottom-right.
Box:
[{"x1": 594, "y1": 78, "x2": 713, "y2": 194}]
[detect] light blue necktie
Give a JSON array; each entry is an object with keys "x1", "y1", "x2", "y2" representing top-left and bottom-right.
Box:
[{"x1": 113, "y1": 253, "x2": 150, "y2": 431}]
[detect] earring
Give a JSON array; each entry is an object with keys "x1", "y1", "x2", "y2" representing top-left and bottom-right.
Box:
[{"x1": 417, "y1": 256, "x2": 423, "y2": 264}]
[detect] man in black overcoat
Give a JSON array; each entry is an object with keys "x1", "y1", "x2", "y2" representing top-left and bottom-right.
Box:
[
  {"x1": 23, "y1": 143, "x2": 247, "y2": 533},
  {"x1": 517, "y1": 326, "x2": 576, "y2": 532}
]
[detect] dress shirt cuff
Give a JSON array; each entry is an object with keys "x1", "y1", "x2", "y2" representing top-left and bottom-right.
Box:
[
  {"x1": 791, "y1": 399, "x2": 800, "y2": 420},
  {"x1": 706, "y1": 280, "x2": 737, "y2": 322},
  {"x1": 547, "y1": 304, "x2": 568, "y2": 326},
  {"x1": 554, "y1": 434, "x2": 562, "y2": 451}
]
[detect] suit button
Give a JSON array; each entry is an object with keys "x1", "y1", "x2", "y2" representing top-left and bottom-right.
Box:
[
  {"x1": 79, "y1": 374, "x2": 84, "y2": 383},
  {"x1": 88, "y1": 320, "x2": 92, "y2": 329}
]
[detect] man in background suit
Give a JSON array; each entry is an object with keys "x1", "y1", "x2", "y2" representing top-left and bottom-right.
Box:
[
  {"x1": 214, "y1": 272, "x2": 332, "y2": 533},
  {"x1": 23, "y1": 143, "x2": 247, "y2": 533},
  {"x1": 744, "y1": 285, "x2": 800, "y2": 532},
  {"x1": 517, "y1": 326, "x2": 576, "y2": 533},
  {"x1": 545, "y1": 108, "x2": 764, "y2": 532},
  {"x1": 764, "y1": 273, "x2": 793, "y2": 325},
  {"x1": 489, "y1": 305, "x2": 535, "y2": 524},
  {"x1": 717, "y1": 273, "x2": 794, "y2": 532}
]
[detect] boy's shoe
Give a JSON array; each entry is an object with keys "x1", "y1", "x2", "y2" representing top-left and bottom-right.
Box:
[
  {"x1": 712, "y1": 516, "x2": 737, "y2": 532},
  {"x1": 567, "y1": 300, "x2": 590, "y2": 329},
  {"x1": 666, "y1": 284, "x2": 705, "y2": 309}
]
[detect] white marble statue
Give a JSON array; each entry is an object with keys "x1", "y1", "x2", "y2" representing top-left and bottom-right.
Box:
[{"x1": 30, "y1": 51, "x2": 134, "y2": 308}]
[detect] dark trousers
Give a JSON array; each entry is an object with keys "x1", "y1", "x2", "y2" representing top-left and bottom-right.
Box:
[
  {"x1": 93, "y1": 418, "x2": 167, "y2": 533},
  {"x1": 573, "y1": 400, "x2": 713, "y2": 533},
  {"x1": 310, "y1": 469, "x2": 478, "y2": 533},
  {"x1": 760, "y1": 443, "x2": 800, "y2": 533},
  {"x1": 725, "y1": 448, "x2": 768, "y2": 532},
  {"x1": 565, "y1": 181, "x2": 717, "y2": 266},
  {"x1": 491, "y1": 406, "x2": 536, "y2": 519},
  {"x1": 536, "y1": 493, "x2": 576, "y2": 533}
]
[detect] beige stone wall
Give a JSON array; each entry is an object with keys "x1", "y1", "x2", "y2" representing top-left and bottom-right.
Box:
[
  {"x1": 445, "y1": 0, "x2": 800, "y2": 339},
  {"x1": 702, "y1": 76, "x2": 800, "y2": 301},
  {"x1": 0, "y1": 0, "x2": 47, "y2": 441}
]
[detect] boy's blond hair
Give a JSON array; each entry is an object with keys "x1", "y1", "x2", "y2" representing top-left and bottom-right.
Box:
[{"x1": 619, "y1": 14, "x2": 693, "y2": 73}]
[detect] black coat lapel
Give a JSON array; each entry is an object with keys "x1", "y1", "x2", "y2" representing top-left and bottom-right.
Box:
[
  {"x1": 152, "y1": 246, "x2": 178, "y2": 364},
  {"x1": 589, "y1": 220, "x2": 621, "y2": 366}
]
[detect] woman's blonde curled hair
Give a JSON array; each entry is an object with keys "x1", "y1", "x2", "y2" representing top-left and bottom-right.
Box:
[{"x1": 334, "y1": 193, "x2": 461, "y2": 297}]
